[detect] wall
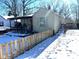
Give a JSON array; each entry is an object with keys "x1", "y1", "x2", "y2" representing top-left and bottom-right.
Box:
[
  {"x1": 52, "y1": 12, "x2": 61, "y2": 33},
  {"x1": 33, "y1": 8, "x2": 49, "y2": 32},
  {"x1": 33, "y1": 9, "x2": 61, "y2": 33},
  {"x1": 0, "y1": 16, "x2": 10, "y2": 27},
  {"x1": 0, "y1": 16, "x2": 15, "y2": 27}
]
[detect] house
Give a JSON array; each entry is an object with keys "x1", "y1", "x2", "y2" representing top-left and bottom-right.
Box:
[
  {"x1": 0, "y1": 15, "x2": 10, "y2": 27},
  {"x1": 33, "y1": 8, "x2": 61, "y2": 33},
  {"x1": 0, "y1": 15, "x2": 12, "y2": 34}
]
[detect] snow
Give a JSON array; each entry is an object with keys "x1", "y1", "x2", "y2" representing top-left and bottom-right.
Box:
[
  {"x1": 26, "y1": 14, "x2": 33, "y2": 17},
  {"x1": 0, "y1": 26, "x2": 10, "y2": 31},
  {"x1": 0, "y1": 35, "x2": 19, "y2": 44},
  {"x1": 6, "y1": 32, "x2": 29, "y2": 37},
  {"x1": 3, "y1": 16, "x2": 14, "y2": 19},
  {"x1": 15, "y1": 27, "x2": 64, "y2": 59},
  {"x1": 36, "y1": 30, "x2": 79, "y2": 59},
  {"x1": 0, "y1": 32, "x2": 29, "y2": 44}
]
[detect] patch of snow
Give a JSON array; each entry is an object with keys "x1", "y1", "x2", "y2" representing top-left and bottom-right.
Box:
[
  {"x1": 3, "y1": 16, "x2": 14, "y2": 19},
  {"x1": 0, "y1": 35, "x2": 19, "y2": 44},
  {"x1": 26, "y1": 14, "x2": 33, "y2": 17},
  {"x1": 0, "y1": 26, "x2": 10, "y2": 31},
  {"x1": 0, "y1": 32, "x2": 30, "y2": 44}
]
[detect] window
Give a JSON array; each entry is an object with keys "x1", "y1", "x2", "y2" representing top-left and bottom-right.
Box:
[
  {"x1": 0, "y1": 21, "x2": 4, "y2": 26},
  {"x1": 40, "y1": 17, "x2": 45, "y2": 27}
]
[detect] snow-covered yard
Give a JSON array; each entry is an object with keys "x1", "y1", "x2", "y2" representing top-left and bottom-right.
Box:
[
  {"x1": 15, "y1": 29, "x2": 79, "y2": 59},
  {"x1": 37, "y1": 30, "x2": 79, "y2": 59}
]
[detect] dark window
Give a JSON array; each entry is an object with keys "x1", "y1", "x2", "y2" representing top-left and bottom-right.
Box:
[{"x1": 0, "y1": 21, "x2": 4, "y2": 26}]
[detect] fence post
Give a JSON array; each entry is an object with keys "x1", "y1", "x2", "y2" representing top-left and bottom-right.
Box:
[
  {"x1": 20, "y1": 39, "x2": 23, "y2": 53},
  {"x1": 5, "y1": 43, "x2": 8, "y2": 59},
  {"x1": 22, "y1": 38, "x2": 25, "y2": 52},
  {"x1": 10, "y1": 41, "x2": 13, "y2": 59},
  {"x1": 41, "y1": 32, "x2": 44, "y2": 41},
  {"x1": 24, "y1": 37, "x2": 29, "y2": 51},
  {"x1": 17, "y1": 39, "x2": 21, "y2": 55},
  {"x1": 40, "y1": 32, "x2": 42, "y2": 41},
  {"x1": 36, "y1": 34, "x2": 39, "y2": 43},
  {"x1": 32, "y1": 35, "x2": 35, "y2": 46},
  {"x1": 30, "y1": 35, "x2": 34, "y2": 47},
  {"x1": 38, "y1": 33, "x2": 40, "y2": 42},
  {"x1": 18, "y1": 39, "x2": 23, "y2": 54},
  {"x1": 28, "y1": 36, "x2": 32, "y2": 49},
  {"x1": 27, "y1": 37, "x2": 30, "y2": 50},
  {"x1": 44, "y1": 32, "x2": 46, "y2": 40},
  {"x1": 14, "y1": 40, "x2": 19, "y2": 56},
  {"x1": 0, "y1": 44, "x2": 3, "y2": 59},
  {"x1": 42, "y1": 32, "x2": 44, "y2": 39},
  {"x1": 39, "y1": 33, "x2": 42, "y2": 42},
  {"x1": 33, "y1": 34, "x2": 36, "y2": 46}
]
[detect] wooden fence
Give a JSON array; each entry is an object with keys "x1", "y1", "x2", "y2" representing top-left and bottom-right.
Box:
[{"x1": 0, "y1": 30, "x2": 53, "y2": 59}]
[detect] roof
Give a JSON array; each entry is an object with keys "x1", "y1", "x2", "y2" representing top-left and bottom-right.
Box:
[
  {"x1": 8, "y1": 14, "x2": 33, "y2": 20},
  {"x1": 3, "y1": 16, "x2": 14, "y2": 19}
]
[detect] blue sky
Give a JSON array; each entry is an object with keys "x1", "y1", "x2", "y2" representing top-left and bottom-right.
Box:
[{"x1": 0, "y1": 0, "x2": 77, "y2": 16}]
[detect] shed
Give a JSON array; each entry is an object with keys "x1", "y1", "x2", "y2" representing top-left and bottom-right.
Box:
[{"x1": 33, "y1": 8, "x2": 61, "y2": 33}]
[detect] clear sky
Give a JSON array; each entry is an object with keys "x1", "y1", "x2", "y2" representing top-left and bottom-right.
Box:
[{"x1": 0, "y1": 0, "x2": 77, "y2": 16}]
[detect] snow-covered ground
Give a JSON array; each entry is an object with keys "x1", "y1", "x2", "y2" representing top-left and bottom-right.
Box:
[
  {"x1": 0, "y1": 35, "x2": 19, "y2": 44},
  {"x1": 37, "y1": 30, "x2": 79, "y2": 59},
  {"x1": 15, "y1": 29, "x2": 79, "y2": 59},
  {"x1": 0, "y1": 32, "x2": 29, "y2": 44}
]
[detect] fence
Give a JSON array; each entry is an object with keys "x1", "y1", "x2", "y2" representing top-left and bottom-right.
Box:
[{"x1": 0, "y1": 30, "x2": 53, "y2": 59}]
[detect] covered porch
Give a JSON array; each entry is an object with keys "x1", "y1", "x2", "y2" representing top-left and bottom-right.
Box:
[{"x1": 8, "y1": 16, "x2": 33, "y2": 34}]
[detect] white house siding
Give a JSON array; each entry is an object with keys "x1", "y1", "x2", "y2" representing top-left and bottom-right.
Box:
[
  {"x1": 53, "y1": 13, "x2": 61, "y2": 33},
  {"x1": 33, "y1": 8, "x2": 62, "y2": 33},
  {"x1": 33, "y1": 8, "x2": 49, "y2": 32},
  {"x1": 33, "y1": 8, "x2": 76, "y2": 34},
  {"x1": 45, "y1": 10, "x2": 54, "y2": 32}
]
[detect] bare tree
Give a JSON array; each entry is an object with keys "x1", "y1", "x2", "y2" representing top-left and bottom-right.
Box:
[
  {"x1": 58, "y1": 3, "x2": 71, "y2": 19},
  {"x1": 75, "y1": 0, "x2": 79, "y2": 28},
  {"x1": 20, "y1": 0, "x2": 40, "y2": 16},
  {"x1": 77, "y1": 0, "x2": 79, "y2": 20},
  {"x1": 1, "y1": 0, "x2": 18, "y2": 17},
  {"x1": 1, "y1": 0, "x2": 40, "y2": 16},
  {"x1": 51, "y1": 0, "x2": 61, "y2": 12}
]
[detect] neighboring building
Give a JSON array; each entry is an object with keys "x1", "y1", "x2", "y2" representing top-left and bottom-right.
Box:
[{"x1": 0, "y1": 15, "x2": 10, "y2": 27}]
